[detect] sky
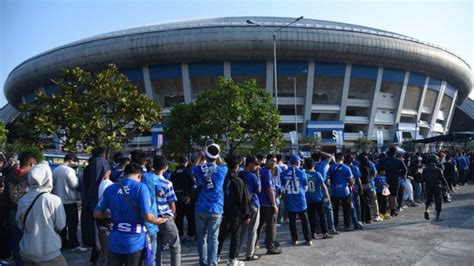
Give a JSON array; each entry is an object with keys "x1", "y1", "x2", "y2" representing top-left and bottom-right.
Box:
[{"x1": 1, "y1": 0, "x2": 473, "y2": 107}]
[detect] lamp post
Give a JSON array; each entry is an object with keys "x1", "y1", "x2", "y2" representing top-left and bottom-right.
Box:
[
  {"x1": 246, "y1": 16, "x2": 304, "y2": 109},
  {"x1": 289, "y1": 77, "x2": 298, "y2": 153}
]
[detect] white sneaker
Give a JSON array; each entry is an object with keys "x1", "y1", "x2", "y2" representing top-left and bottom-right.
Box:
[
  {"x1": 71, "y1": 246, "x2": 88, "y2": 252},
  {"x1": 227, "y1": 259, "x2": 245, "y2": 266},
  {"x1": 373, "y1": 216, "x2": 383, "y2": 222}
]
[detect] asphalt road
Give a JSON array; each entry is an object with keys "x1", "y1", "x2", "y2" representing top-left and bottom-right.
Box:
[{"x1": 65, "y1": 183, "x2": 474, "y2": 266}]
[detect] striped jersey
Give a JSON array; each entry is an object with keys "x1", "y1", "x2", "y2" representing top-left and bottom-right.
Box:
[{"x1": 156, "y1": 175, "x2": 177, "y2": 217}]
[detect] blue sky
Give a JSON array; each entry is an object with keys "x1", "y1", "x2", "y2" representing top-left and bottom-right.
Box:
[{"x1": 1, "y1": 0, "x2": 473, "y2": 106}]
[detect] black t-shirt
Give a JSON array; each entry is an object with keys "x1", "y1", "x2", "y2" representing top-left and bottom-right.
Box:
[
  {"x1": 422, "y1": 165, "x2": 444, "y2": 188},
  {"x1": 170, "y1": 166, "x2": 196, "y2": 203}
]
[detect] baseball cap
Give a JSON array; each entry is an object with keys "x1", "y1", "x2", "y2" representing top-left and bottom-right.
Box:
[
  {"x1": 245, "y1": 156, "x2": 258, "y2": 165},
  {"x1": 290, "y1": 154, "x2": 301, "y2": 163}
]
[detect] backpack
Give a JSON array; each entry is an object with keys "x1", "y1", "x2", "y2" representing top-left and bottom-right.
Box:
[{"x1": 443, "y1": 162, "x2": 456, "y2": 178}]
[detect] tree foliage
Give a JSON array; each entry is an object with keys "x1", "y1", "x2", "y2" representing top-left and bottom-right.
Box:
[
  {"x1": 163, "y1": 78, "x2": 283, "y2": 156},
  {"x1": 17, "y1": 64, "x2": 161, "y2": 155},
  {"x1": 355, "y1": 136, "x2": 373, "y2": 152},
  {"x1": 0, "y1": 121, "x2": 8, "y2": 149}
]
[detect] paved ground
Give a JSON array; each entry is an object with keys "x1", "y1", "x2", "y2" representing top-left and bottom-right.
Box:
[{"x1": 65, "y1": 183, "x2": 474, "y2": 265}]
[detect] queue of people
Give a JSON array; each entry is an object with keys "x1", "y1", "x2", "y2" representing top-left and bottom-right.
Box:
[{"x1": 0, "y1": 145, "x2": 472, "y2": 266}]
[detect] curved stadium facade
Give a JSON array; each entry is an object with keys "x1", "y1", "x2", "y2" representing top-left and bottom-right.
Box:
[{"x1": 3, "y1": 17, "x2": 472, "y2": 150}]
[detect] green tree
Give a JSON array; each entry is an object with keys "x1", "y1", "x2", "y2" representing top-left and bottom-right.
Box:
[
  {"x1": 17, "y1": 64, "x2": 161, "y2": 156},
  {"x1": 355, "y1": 136, "x2": 373, "y2": 153},
  {"x1": 163, "y1": 78, "x2": 283, "y2": 156},
  {"x1": 0, "y1": 121, "x2": 8, "y2": 149},
  {"x1": 300, "y1": 135, "x2": 321, "y2": 153}
]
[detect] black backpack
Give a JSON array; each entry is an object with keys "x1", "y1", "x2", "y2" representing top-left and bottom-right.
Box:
[{"x1": 443, "y1": 162, "x2": 456, "y2": 178}]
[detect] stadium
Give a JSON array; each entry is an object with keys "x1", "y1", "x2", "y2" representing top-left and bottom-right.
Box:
[{"x1": 2, "y1": 17, "x2": 472, "y2": 151}]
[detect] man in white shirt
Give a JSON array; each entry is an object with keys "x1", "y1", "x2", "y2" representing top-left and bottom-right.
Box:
[{"x1": 52, "y1": 153, "x2": 86, "y2": 252}]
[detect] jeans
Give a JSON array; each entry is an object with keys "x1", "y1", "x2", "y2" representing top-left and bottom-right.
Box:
[
  {"x1": 217, "y1": 217, "x2": 241, "y2": 260},
  {"x1": 323, "y1": 201, "x2": 335, "y2": 232},
  {"x1": 332, "y1": 196, "x2": 351, "y2": 228},
  {"x1": 148, "y1": 233, "x2": 158, "y2": 266},
  {"x1": 195, "y1": 212, "x2": 222, "y2": 266},
  {"x1": 176, "y1": 202, "x2": 195, "y2": 237},
  {"x1": 307, "y1": 202, "x2": 328, "y2": 235},
  {"x1": 256, "y1": 206, "x2": 277, "y2": 251},
  {"x1": 377, "y1": 193, "x2": 388, "y2": 214},
  {"x1": 156, "y1": 216, "x2": 181, "y2": 266},
  {"x1": 60, "y1": 203, "x2": 80, "y2": 249},
  {"x1": 414, "y1": 182, "x2": 422, "y2": 202},
  {"x1": 108, "y1": 250, "x2": 143, "y2": 266},
  {"x1": 425, "y1": 186, "x2": 442, "y2": 213},
  {"x1": 360, "y1": 189, "x2": 371, "y2": 223},
  {"x1": 10, "y1": 210, "x2": 23, "y2": 266},
  {"x1": 22, "y1": 254, "x2": 66, "y2": 266},
  {"x1": 288, "y1": 211, "x2": 311, "y2": 242},
  {"x1": 239, "y1": 205, "x2": 260, "y2": 257},
  {"x1": 352, "y1": 191, "x2": 361, "y2": 222}
]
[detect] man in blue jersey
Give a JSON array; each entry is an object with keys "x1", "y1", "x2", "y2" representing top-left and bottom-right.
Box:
[
  {"x1": 327, "y1": 153, "x2": 354, "y2": 231},
  {"x1": 256, "y1": 154, "x2": 282, "y2": 255},
  {"x1": 281, "y1": 155, "x2": 312, "y2": 245},
  {"x1": 153, "y1": 155, "x2": 181, "y2": 266},
  {"x1": 305, "y1": 158, "x2": 332, "y2": 240},
  {"x1": 311, "y1": 151, "x2": 338, "y2": 235},
  {"x1": 93, "y1": 163, "x2": 166, "y2": 265},
  {"x1": 131, "y1": 150, "x2": 163, "y2": 266},
  {"x1": 192, "y1": 144, "x2": 227, "y2": 266},
  {"x1": 378, "y1": 147, "x2": 407, "y2": 217},
  {"x1": 238, "y1": 156, "x2": 261, "y2": 261}
]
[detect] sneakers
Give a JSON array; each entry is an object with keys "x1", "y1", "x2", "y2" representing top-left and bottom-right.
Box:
[
  {"x1": 311, "y1": 233, "x2": 317, "y2": 239},
  {"x1": 266, "y1": 248, "x2": 282, "y2": 255},
  {"x1": 373, "y1": 216, "x2": 384, "y2": 222},
  {"x1": 304, "y1": 241, "x2": 312, "y2": 246},
  {"x1": 70, "y1": 246, "x2": 88, "y2": 252},
  {"x1": 291, "y1": 241, "x2": 297, "y2": 246},
  {"x1": 245, "y1": 255, "x2": 259, "y2": 261},
  {"x1": 424, "y1": 211, "x2": 430, "y2": 220},
  {"x1": 323, "y1": 233, "x2": 333, "y2": 239},
  {"x1": 227, "y1": 259, "x2": 245, "y2": 266},
  {"x1": 329, "y1": 229, "x2": 340, "y2": 235}
]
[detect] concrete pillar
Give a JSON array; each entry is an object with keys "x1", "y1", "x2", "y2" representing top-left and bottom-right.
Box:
[
  {"x1": 444, "y1": 89, "x2": 458, "y2": 133},
  {"x1": 429, "y1": 81, "x2": 446, "y2": 135},
  {"x1": 416, "y1": 76, "x2": 430, "y2": 122},
  {"x1": 395, "y1": 71, "x2": 410, "y2": 124},
  {"x1": 367, "y1": 67, "x2": 384, "y2": 139},
  {"x1": 181, "y1": 63, "x2": 192, "y2": 103},
  {"x1": 303, "y1": 61, "x2": 315, "y2": 135},
  {"x1": 224, "y1": 61, "x2": 231, "y2": 80},
  {"x1": 339, "y1": 64, "x2": 352, "y2": 121},
  {"x1": 142, "y1": 66, "x2": 155, "y2": 100}
]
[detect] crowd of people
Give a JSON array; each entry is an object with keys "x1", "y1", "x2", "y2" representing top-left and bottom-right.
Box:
[{"x1": 0, "y1": 144, "x2": 472, "y2": 266}]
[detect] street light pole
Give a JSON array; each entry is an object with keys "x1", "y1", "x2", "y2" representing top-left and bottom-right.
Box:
[
  {"x1": 292, "y1": 77, "x2": 298, "y2": 153},
  {"x1": 246, "y1": 16, "x2": 304, "y2": 110}
]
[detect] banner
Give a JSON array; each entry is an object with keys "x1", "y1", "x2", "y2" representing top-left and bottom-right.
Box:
[
  {"x1": 290, "y1": 131, "x2": 297, "y2": 145},
  {"x1": 377, "y1": 130, "x2": 384, "y2": 148}
]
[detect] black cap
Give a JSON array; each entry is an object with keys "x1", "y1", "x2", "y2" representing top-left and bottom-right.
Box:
[{"x1": 245, "y1": 156, "x2": 258, "y2": 166}]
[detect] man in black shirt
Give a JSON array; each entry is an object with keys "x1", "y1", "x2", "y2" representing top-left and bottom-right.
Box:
[
  {"x1": 422, "y1": 155, "x2": 449, "y2": 222},
  {"x1": 170, "y1": 156, "x2": 197, "y2": 241},
  {"x1": 217, "y1": 155, "x2": 250, "y2": 265}
]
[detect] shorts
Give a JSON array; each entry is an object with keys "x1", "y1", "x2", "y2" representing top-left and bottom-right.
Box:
[{"x1": 387, "y1": 178, "x2": 400, "y2": 196}]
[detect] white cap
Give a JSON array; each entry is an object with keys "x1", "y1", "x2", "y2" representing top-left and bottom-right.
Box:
[{"x1": 205, "y1": 144, "x2": 220, "y2": 159}]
